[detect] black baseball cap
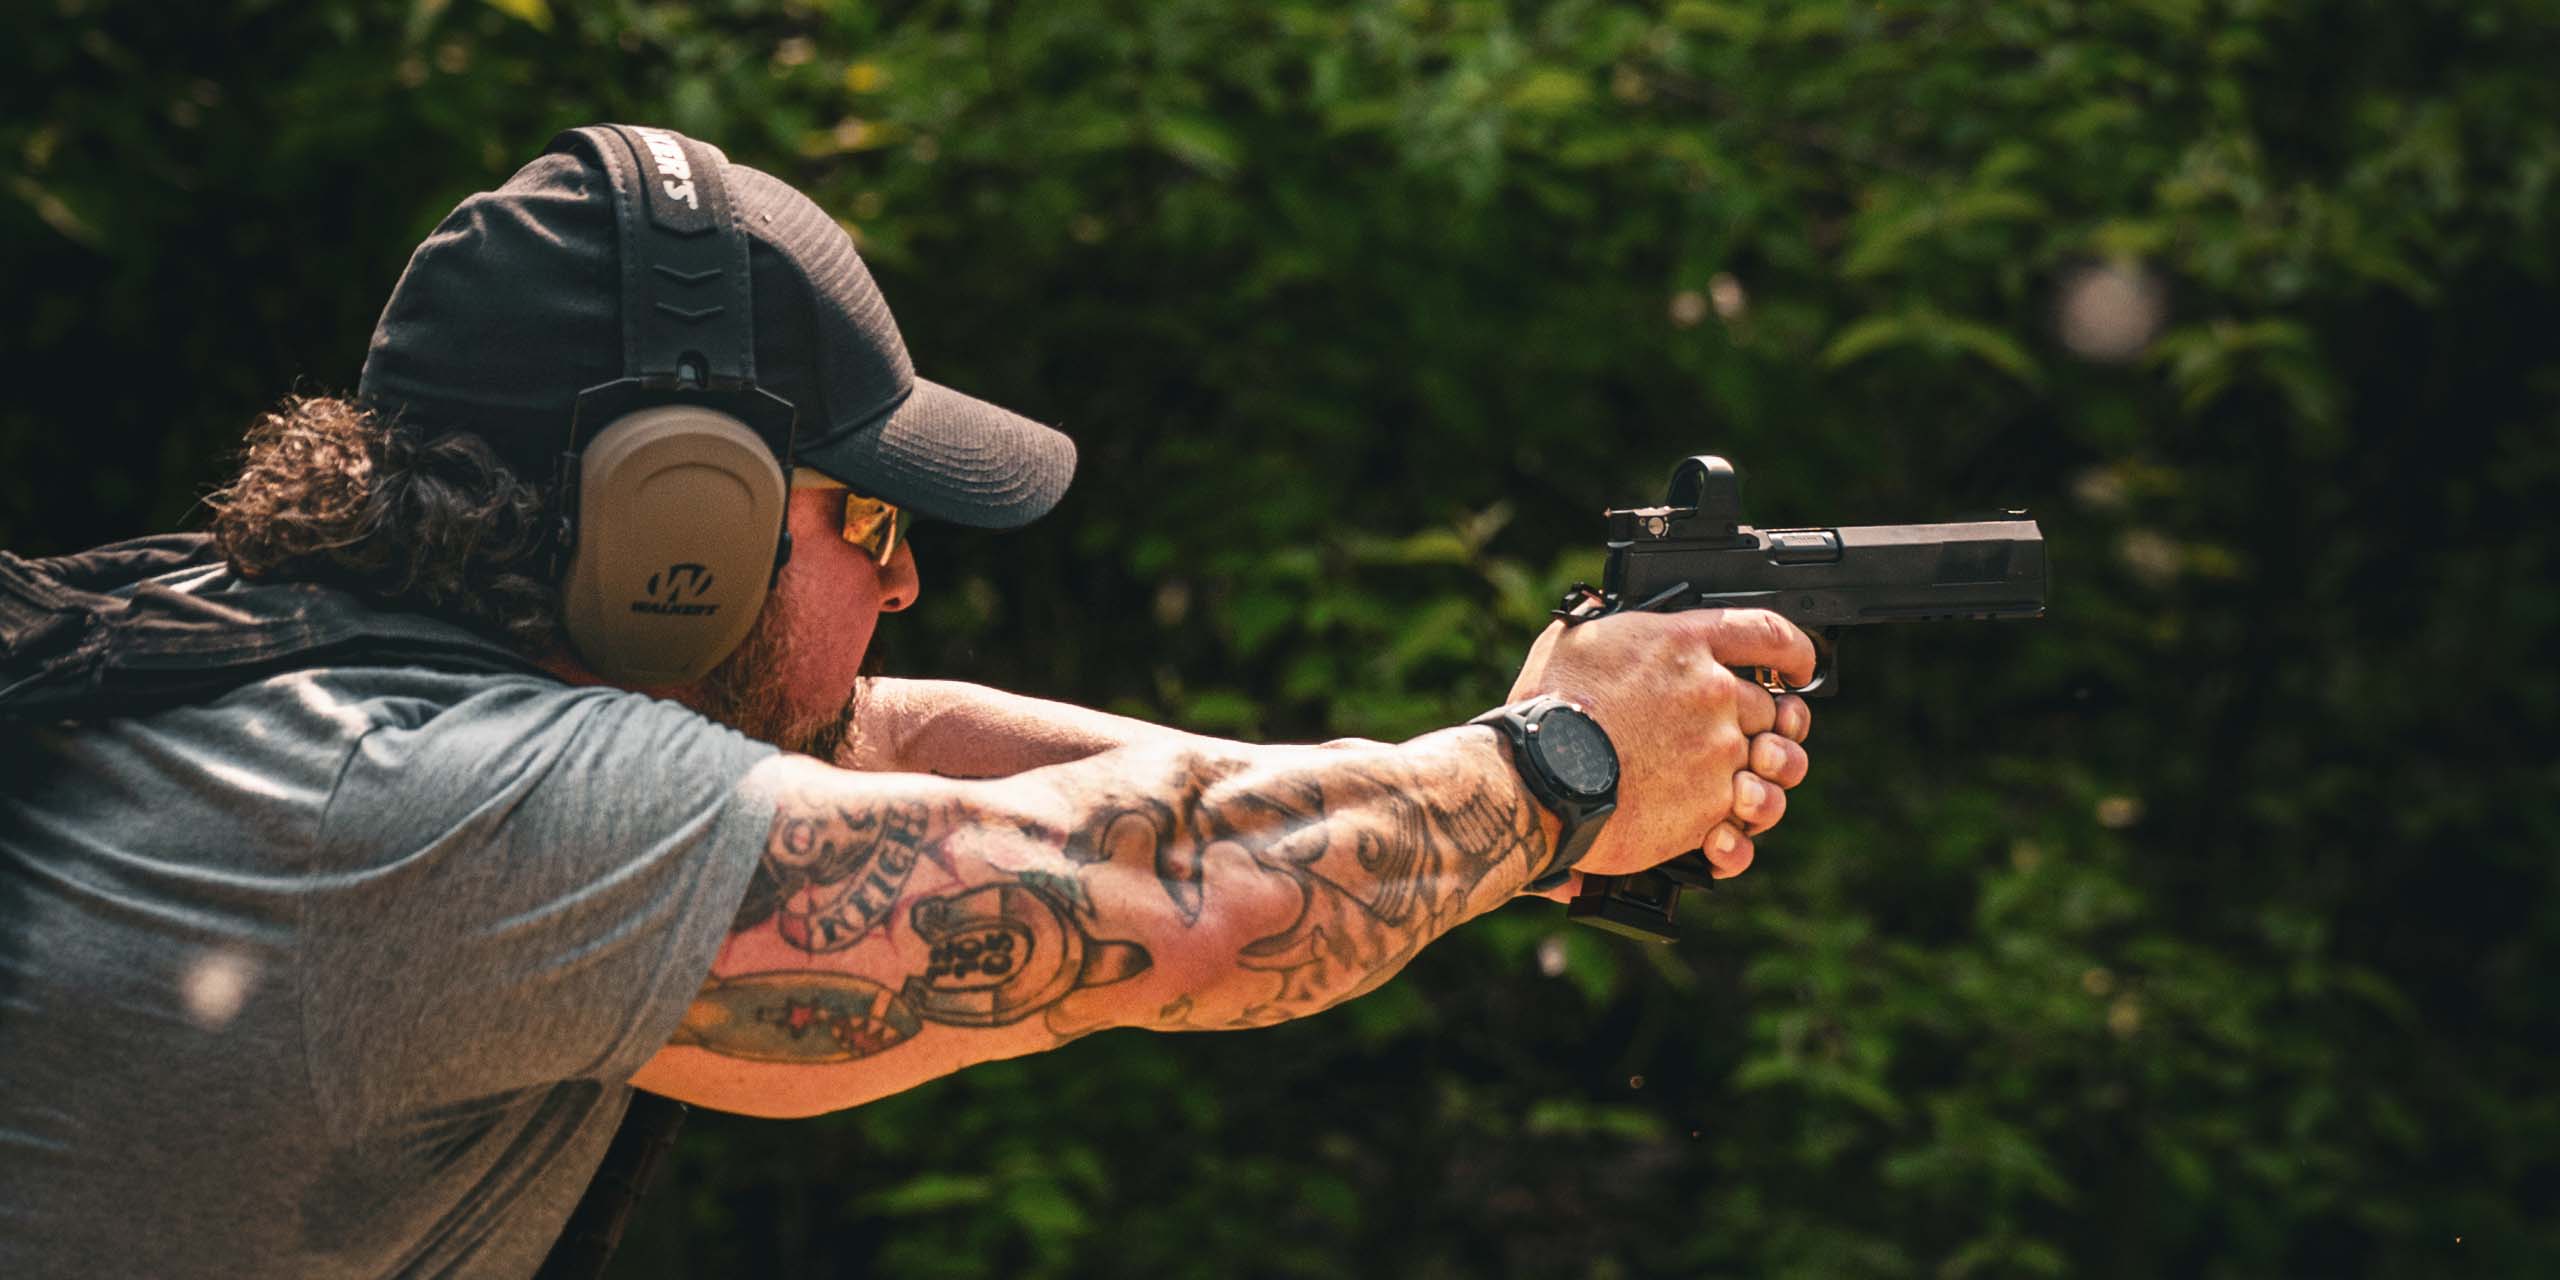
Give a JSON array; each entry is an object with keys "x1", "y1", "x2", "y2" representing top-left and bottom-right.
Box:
[{"x1": 357, "y1": 126, "x2": 1074, "y2": 528}]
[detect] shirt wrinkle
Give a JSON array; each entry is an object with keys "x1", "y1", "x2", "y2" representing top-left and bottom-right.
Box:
[{"x1": 3, "y1": 665, "x2": 774, "y2": 1277}]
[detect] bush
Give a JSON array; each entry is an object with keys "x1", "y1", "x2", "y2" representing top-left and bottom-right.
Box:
[{"x1": 8, "y1": 1, "x2": 2556, "y2": 1274}]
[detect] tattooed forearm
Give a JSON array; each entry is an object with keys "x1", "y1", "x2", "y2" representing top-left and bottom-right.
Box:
[
  {"x1": 1064, "y1": 799, "x2": 1202, "y2": 926},
  {"x1": 685, "y1": 869, "x2": 1155, "y2": 1063},
  {"x1": 1060, "y1": 733, "x2": 1552, "y2": 1031},
  {"x1": 730, "y1": 793, "x2": 937, "y2": 952},
  {"x1": 671, "y1": 971, "x2": 923, "y2": 1061},
  {"x1": 681, "y1": 729, "x2": 1551, "y2": 1070}
]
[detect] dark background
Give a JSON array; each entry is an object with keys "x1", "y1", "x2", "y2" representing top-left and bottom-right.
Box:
[{"x1": 8, "y1": 1, "x2": 2556, "y2": 1276}]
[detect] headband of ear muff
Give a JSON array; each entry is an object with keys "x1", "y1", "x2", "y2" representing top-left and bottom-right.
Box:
[{"x1": 553, "y1": 124, "x2": 800, "y2": 685}]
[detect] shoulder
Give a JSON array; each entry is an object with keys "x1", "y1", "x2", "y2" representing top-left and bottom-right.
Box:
[
  {"x1": 236, "y1": 666, "x2": 739, "y2": 766},
  {"x1": 241, "y1": 666, "x2": 607, "y2": 734},
  {"x1": 302, "y1": 666, "x2": 778, "y2": 852}
]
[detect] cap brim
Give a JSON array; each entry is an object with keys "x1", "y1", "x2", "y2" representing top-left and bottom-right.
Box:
[{"x1": 794, "y1": 377, "x2": 1076, "y2": 529}]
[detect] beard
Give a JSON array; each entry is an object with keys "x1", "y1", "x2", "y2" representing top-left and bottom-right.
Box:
[{"x1": 688, "y1": 593, "x2": 866, "y2": 761}]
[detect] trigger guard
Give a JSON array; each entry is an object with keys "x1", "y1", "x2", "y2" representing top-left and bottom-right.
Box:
[{"x1": 1753, "y1": 628, "x2": 1838, "y2": 698}]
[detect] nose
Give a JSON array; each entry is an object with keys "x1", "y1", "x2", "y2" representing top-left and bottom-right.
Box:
[{"x1": 876, "y1": 540, "x2": 919, "y2": 613}]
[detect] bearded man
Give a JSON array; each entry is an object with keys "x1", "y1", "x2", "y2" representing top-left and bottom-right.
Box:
[{"x1": 0, "y1": 125, "x2": 1813, "y2": 1277}]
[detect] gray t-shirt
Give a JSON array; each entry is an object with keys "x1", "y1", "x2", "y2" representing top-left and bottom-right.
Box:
[{"x1": 0, "y1": 666, "x2": 776, "y2": 1277}]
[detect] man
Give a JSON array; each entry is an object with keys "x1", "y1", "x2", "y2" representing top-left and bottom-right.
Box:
[{"x1": 0, "y1": 126, "x2": 1813, "y2": 1276}]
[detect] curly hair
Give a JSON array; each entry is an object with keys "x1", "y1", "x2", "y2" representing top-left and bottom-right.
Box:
[{"x1": 206, "y1": 394, "x2": 561, "y2": 651}]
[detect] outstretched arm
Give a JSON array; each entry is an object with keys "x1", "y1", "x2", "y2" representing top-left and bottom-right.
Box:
[
  {"x1": 636, "y1": 606, "x2": 1817, "y2": 1118},
  {"x1": 631, "y1": 728, "x2": 1554, "y2": 1118}
]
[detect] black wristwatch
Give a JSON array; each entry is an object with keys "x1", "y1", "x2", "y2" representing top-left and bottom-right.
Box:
[{"x1": 1469, "y1": 695, "x2": 1619, "y2": 890}]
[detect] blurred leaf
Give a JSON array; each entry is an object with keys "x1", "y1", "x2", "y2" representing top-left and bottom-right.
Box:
[
  {"x1": 12, "y1": 3, "x2": 2559, "y2": 1277},
  {"x1": 481, "y1": 0, "x2": 551, "y2": 30},
  {"x1": 1505, "y1": 66, "x2": 1592, "y2": 116},
  {"x1": 865, "y1": 1173, "x2": 996, "y2": 1215},
  {"x1": 1152, "y1": 115, "x2": 1240, "y2": 178}
]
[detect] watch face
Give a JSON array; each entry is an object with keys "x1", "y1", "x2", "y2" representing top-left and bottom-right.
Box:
[{"x1": 1535, "y1": 707, "x2": 1618, "y2": 798}]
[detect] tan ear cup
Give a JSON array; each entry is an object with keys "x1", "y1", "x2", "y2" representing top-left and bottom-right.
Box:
[{"x1": 561, "y1": 405, "x2": 787, "y2": 685}]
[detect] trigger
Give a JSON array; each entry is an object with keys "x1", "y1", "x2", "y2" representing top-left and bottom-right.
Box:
[{"x1": 1756, "y1": 629, "x2": 1840, "y2": 698}]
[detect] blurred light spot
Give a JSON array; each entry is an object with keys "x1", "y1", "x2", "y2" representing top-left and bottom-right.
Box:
[
  {"x1": 1628, "y1": 1075, "x2": 1645, "y2": 1090},
  {"x1": 1153, "y1": 580, "x2": 1192, "y2": 627},
  {"x1": 1070, "y1": 215, "x2": 1107, "y2": 245},
  {"x1": 1536, "y1": 934, "x2": 1568, "y2": 978},
  {"x1": 852, "y1": 190, "x2": 885, "y2": 219},
  {"x1": 182, "y1": 950, "x2": 257, "y2": 1031},
  {"x1": 2010, "y1": 840, "x2": 2044, "y2": 871},
  {"x1": 772, "y1": 36, "x2": 815, "y2": 68},
  {"x1": 1708, "y1": 272, "x2": 1748, "y2": 321},
  {"x1": 2071, "y1": 466, "x2": 2129, "y2": 510},
  {"x1": 911, "y1": 136, "x2": 941, "y2": 163},
  {"x1": 2116, "y1": 529, "x2": 2181, "y2": 587},
  {"x1": 1610, "y1": 65, "x2": 1652, "y2": 103},
  {"x1": 2057, "y1": 261, "x2": 2166, "y2": 362},
  {"x1": 832, "y1": 118, "x2": 870, "y2": 150},
  {"x1": 2096, "y1": 795, "x2": 2144, "y2": 829},
  {"x1": 1669, "y1": 290, "x2": 1708, "y2": 328},
  {"x1": 2080, "y1": 967, "x2": 2115, "y2": 996},
  {"x1": 844, "y1": 62, "x2": 886, "y2": 94},
  {"x1": 2107, "y1": 995, "x2": 2143, "y2": 1038},
  {"x1": 959, "y1": 576, "x2": 1001, "y2": 625},
  {"x1": 434, "y1": 42, "x2": 469, "y2": 75}
]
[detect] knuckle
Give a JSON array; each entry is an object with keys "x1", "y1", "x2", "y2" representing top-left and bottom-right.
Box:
[
  {"x1": 1743, "y1": 684, "x2": 1778, "y2": 731},
  {"x1": 1778, "y1": 694, "x2": 1811, "y2": 733},
  {"x1": 1757, "y1": 611, "x2": 1791, "y2": 649},
  {"x1": 1714, "y1": 674, "x2": 1743, "y2": 710},
  {"x1": 1697, "y1": 611, "x2": 1747, "y2": 658},
  {"x1": 1687, "y1": 667, "x2": 1734, "y2": 715}
]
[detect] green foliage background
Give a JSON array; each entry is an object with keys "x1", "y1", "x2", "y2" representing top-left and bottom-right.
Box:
[{"x1": 9, "y1": 1, "x2": 2558, "y2": 1275}]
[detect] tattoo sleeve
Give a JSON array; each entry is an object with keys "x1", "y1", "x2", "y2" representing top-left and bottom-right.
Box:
[{"x1": 671, "y1": 728, "x2": 1554, "y2": 1068}]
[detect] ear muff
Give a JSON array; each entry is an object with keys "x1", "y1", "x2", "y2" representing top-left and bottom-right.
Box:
[{"x1": 561, "y1": 404, "x2": 788, "y2": 685}]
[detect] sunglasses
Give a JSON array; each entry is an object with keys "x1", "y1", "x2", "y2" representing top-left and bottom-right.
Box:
[{"x1": 792, "y1": 469, "x2": 911, "y2": 567}]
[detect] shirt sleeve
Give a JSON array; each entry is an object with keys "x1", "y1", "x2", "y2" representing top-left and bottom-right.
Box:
[{"x1": 302, "y1": 676, "x2": 776, "y2": 1132}]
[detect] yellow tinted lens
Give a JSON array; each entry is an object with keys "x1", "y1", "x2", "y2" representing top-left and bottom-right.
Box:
[{"x1": 841, "y1": 494, "x2": 903, "y2": 565}]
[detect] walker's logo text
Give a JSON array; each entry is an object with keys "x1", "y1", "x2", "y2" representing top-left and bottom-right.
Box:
[
  {"x1": 634, "y1": 127, "x2": 699, "y2": 210},
  {"x1": 633, "y1": 562, "x2": 719, "y2": 616}
]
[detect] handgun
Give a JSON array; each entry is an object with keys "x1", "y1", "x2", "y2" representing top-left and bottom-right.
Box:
[{"x1": 1558, "y1": 455, "x2": 2048, "y2": 943}]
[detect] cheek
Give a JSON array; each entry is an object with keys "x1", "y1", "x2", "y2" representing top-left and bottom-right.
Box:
[
  {"x1": 787, "y1": 592, "x2": 878, "y2": 687},
  {"x1": 774, "y1": 506, "x2": 887, "y2": 701}
]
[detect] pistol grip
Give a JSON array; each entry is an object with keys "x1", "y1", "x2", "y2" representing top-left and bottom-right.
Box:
[{"x1": 1566, "y1": 850, "x2": 1717, "y2": 942}]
